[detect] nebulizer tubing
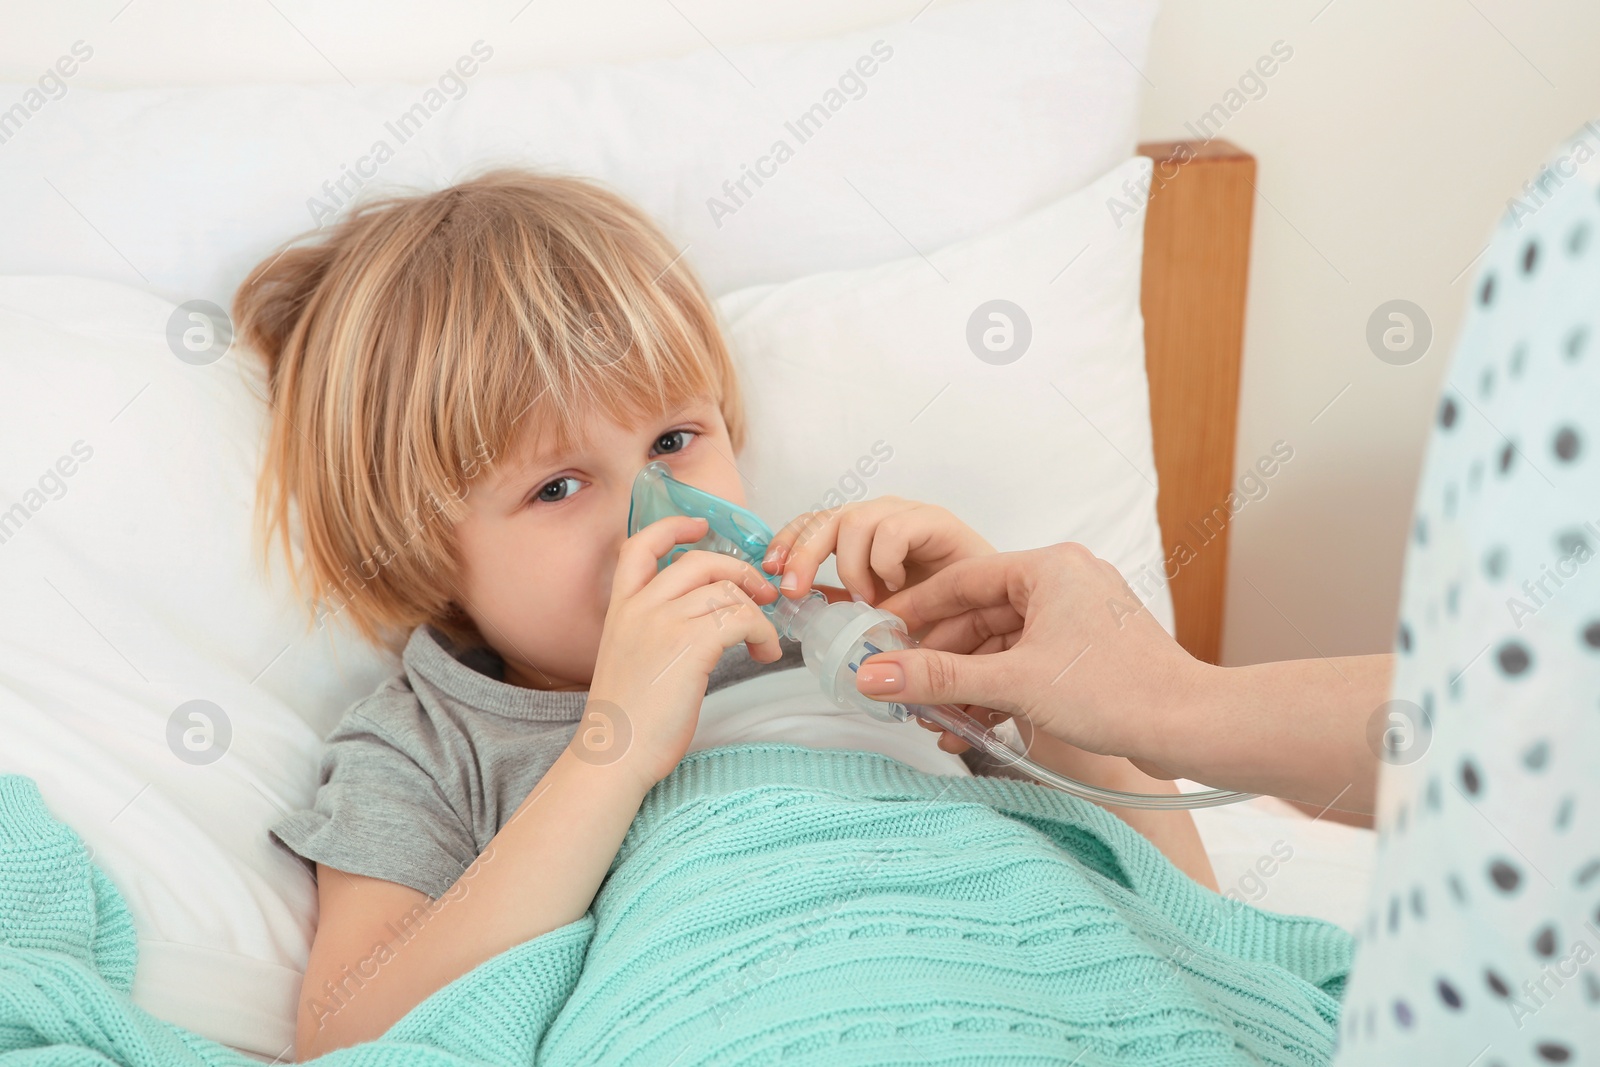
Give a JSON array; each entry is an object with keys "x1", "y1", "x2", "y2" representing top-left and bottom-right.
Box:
[{"x1": 628, "y1": 462, "x2": 1255, "y2": 811}]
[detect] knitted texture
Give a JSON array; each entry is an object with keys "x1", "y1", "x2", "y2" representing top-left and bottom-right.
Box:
[
  {"x1": 0, "y1": 775, "x2": 137, "y2": 992},
  {"x1": 0, "y1": 745, "x2": 1351, "y2": 1065}
]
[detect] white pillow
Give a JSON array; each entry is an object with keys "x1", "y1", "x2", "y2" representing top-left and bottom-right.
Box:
[
  {"x1": 0, "y1": 152, "x2": 1164, "y2": 1058},
  {"x1": 0, "y1": 0, "x2": 1156, "y2": 307},
  {"x1": 0, "y1": 277, "x2": 396, "y2": 1056},
  {"x1": 726, "y1": 154, "x2": 1175, "y2": 636}
]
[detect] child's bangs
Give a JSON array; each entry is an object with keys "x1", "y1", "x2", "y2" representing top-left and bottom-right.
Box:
[
  {"x1": 494, "y1": 298, "x2": 729, "y2": 463},
  {"x1": 432, "y1": 201, "x2": 738, "y2": 501}
]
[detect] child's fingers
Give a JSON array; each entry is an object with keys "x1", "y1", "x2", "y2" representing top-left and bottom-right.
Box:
[
  {"x1": 762, "y1": 507, "x2": 841, "y2": 584},
  {"x1": 780, "y1": 498, "x2": 904, "y2": 600},
  {"x1": 612, "y1": 516, "x2": 711, "y2": 603},
  {"x1": 647, "y1": 549, "x2": 779, "y2": 608},
  {"x1": 775, "y1": 498, "x2": 952, "y2": 604},
  {"x1": 831, "y1": 508, "x2": 882, "y2": 603},
  {"x1": 769, "y1": 509, "x2": 844, "y2": 598},
  {"x1": 678, "y1": 579, "x2": 784, "y2": 662},
  {"x1": 837, "y1": 501, "x2": 924, "y2": 601},
  {"x1": 864, "y1": 517, "x2": 913, "y2": 595},
  {"x1": 872, "y1": 505, "x2": 958, "y2": 595}
]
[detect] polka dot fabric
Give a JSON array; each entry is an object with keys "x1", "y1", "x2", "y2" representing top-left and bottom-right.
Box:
[{"x1": 1335, "y1": 130, "x2": 1600, "y2": 1064}]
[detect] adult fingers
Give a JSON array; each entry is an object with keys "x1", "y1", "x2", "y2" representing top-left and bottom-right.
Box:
[
  {"x1": 854, "y1": 645, "x2": 1022, "y2": 716},
  {"x1": 874, "y1": 551, "x2": 1033, "y2": 633},
  {"x1": 915, "y1": 703, "x2": 1013, "y2": 754},
  {"x1": 915, "y1": 604, "x2": 1025, "y2": 657}
]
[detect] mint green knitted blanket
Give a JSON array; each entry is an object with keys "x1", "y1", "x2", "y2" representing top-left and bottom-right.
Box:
[{"x1": 0, "y1": 744, "x2": 1350, "y2": 1064}]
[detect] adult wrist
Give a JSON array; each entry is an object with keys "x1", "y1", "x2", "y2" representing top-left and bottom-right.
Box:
[{"x1": 1136, "y1": 657, "x2": 1232, "y2": 779}]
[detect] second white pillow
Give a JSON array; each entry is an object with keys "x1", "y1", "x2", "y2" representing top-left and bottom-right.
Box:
[{"x1": 721, "y1": 154, "x2": 1173, "y2": 635}]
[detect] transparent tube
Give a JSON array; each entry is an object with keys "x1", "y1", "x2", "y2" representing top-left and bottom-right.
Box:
[{"x1": 903, "y1": 701, "x2": 1255, "y2": 810}]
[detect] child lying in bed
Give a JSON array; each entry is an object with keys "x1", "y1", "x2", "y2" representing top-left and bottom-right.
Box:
[{"x1": 238, "y1": 172, "x2": 1338, "y2": 1061}]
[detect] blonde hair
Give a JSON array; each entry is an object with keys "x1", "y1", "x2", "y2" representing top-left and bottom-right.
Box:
[{"x1": 234, "y1": 169, "x2": 745, "y2": 657}]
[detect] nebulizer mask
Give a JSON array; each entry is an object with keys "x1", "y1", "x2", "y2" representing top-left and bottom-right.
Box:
[{"x1": 629, "y1": 461, "x2": 1253, "y2": 810}]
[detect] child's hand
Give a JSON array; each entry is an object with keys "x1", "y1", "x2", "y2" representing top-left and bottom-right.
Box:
[
  {"x1": 761, "y1": 497, "x2": 995, "y2": 607},
  {"x1": 586, "y1": 515, "x2": 782, "y2": 790}
]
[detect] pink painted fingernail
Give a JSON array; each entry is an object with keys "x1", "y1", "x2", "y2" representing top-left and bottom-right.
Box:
[{"x1": 856, "y1": 662, "x2": 903, "y2": 695}]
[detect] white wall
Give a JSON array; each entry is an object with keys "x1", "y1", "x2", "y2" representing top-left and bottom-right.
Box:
[
  {"x1": 1139, "y1": 0, "x2": 1600, "y2": 663},
  {"x1": 3, "y1": 0, "x2": 1596, "y2": 664}
]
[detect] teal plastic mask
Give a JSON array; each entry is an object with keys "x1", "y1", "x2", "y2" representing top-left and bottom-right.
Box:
[{"x1": 627, "y1": 461, "x2": 779, "y2": 584}]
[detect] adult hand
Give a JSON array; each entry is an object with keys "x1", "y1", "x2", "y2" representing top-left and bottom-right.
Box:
[
  {"x1": 854, "y1": 541, "x2": 1391, "y2": 812},
  {"x1": 853, "y1": 543, "x2": 1205, "y2": 772}
]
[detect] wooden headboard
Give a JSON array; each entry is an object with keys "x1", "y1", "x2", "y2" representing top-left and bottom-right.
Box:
[{"x1": 1135, "y1": 139, "x2": 1256, "y2": 665}]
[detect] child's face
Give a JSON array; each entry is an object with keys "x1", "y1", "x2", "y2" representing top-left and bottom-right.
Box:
[{"x1": 452, "y1": 394, "x2": 746, "y2": 691}]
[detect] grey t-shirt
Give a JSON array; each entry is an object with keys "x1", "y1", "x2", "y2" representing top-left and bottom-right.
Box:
[{"x1": 269, "y1": 622, "x2": 804, "y2": 899}]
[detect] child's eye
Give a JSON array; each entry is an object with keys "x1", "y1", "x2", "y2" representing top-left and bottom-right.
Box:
[
  {"x1": 652, "y1": 430, "x2": 697, "y2": 456},
  {"x1": 534, "y1": 476, "x2": 583, "y2": 504}
]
